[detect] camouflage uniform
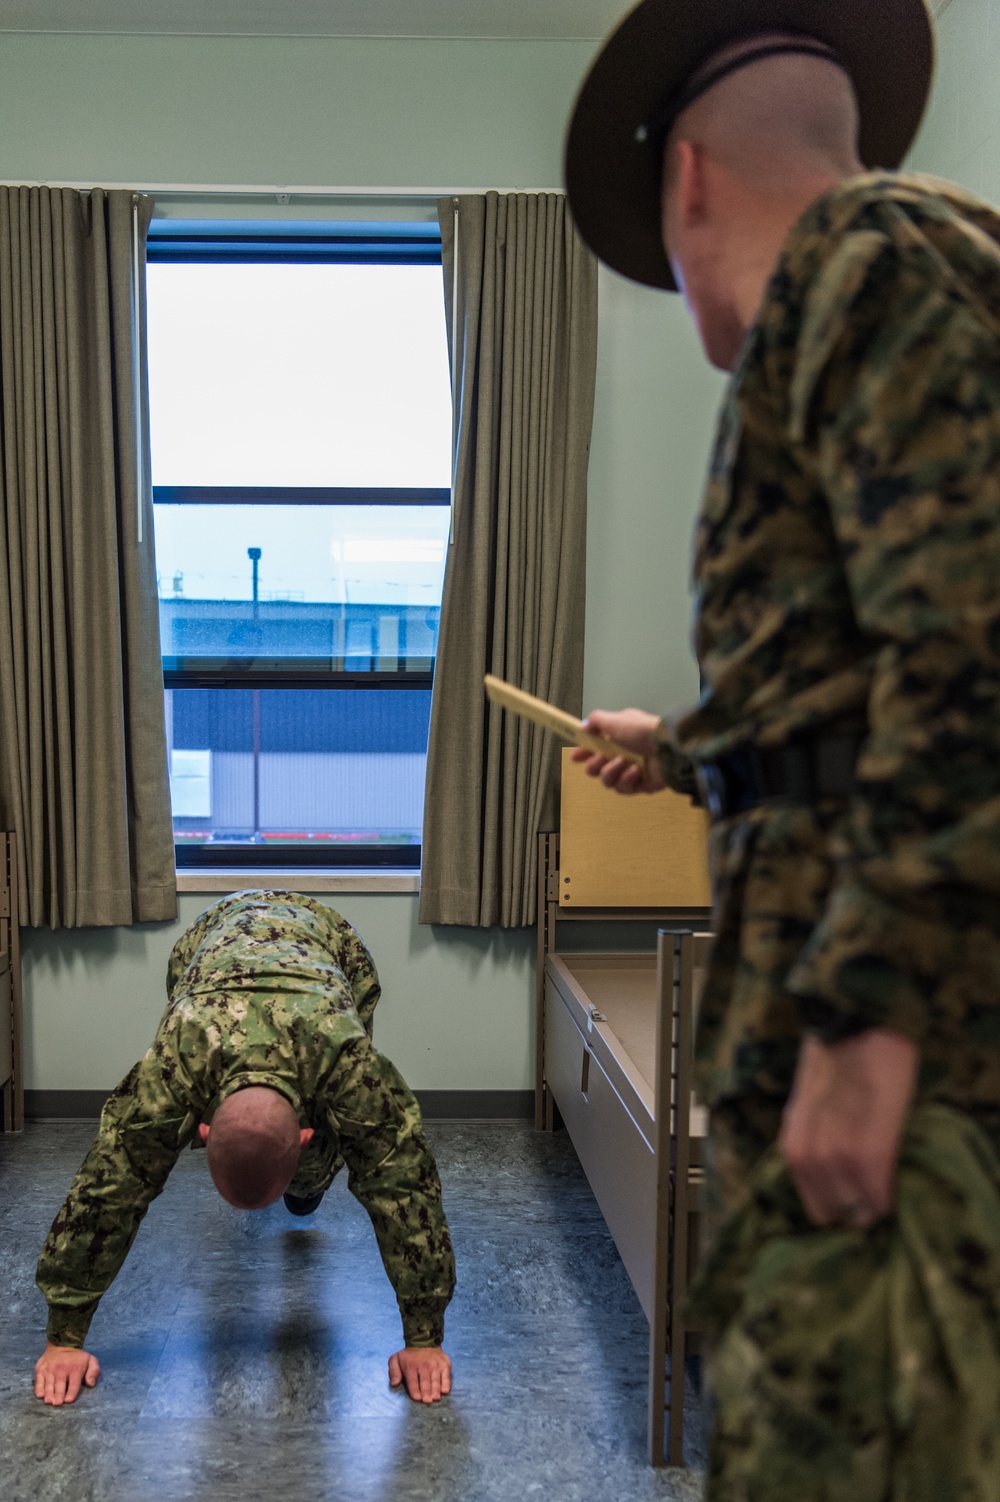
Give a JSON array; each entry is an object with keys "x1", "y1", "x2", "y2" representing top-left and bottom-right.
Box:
[
  {"x1": 688, "y1": 1104, "x2": 1000, "y2": 1501},
  {"x1": 36, "y1": 890, "x2": 455, "y2": 1350},
  {"x1": 654, "y1": 174, "x2": 1000, "y2": 1490}
]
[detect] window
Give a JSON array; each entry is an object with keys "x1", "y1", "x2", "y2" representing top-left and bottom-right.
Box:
[{"x1": 147, "y1": 221, "x2": 451, "y2": 866}]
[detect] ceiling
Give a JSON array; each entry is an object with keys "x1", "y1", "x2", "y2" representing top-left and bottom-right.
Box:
[
  {"x1": 0, "y1": 0, "x2": 956, "y2": 37},
  {"x1": 0, "y1": 1, "x2": 635, "y2": 38}
]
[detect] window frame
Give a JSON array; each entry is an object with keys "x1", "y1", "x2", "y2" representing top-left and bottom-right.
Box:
[{"x1": 149, "y1": 220, "x2": 448, "y2": 869}]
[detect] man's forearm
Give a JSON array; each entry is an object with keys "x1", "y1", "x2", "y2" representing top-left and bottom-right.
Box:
[
  {"x1": 399, "y1": 1295, "x2": 450, "y2": 1349},
  {"x1": 359, "y1": 1165, "x2": 456, "y2": 1347},
  {"x1": 336, "y1": 1038, "x2": 456, "y2": 1343},
  {"x1": 35, "y1": 1071, "x2": 186, "y2": 1343},
  {"x1": 44, "y1": 1303, "x2": 98, "y2": 1350}
]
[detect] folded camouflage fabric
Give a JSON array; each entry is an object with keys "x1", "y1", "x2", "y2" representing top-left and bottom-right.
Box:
[{"x1": 689, "y1": 1104, "x2": 1000, "y2": 1500}]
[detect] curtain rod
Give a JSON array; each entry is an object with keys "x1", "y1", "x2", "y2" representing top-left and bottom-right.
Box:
[{"x1": 0, "y1": 180, "x2": 561, "y2": 199}]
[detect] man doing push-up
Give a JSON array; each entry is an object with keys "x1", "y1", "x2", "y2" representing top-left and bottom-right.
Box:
[{"x1": 33, "y1": 890, "x2": 455, "y2": 1407}]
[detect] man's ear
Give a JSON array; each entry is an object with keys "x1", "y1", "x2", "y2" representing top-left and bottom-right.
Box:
[
  {"x1": 675, "y1": 139, "x2": 708, "y2": 230},
  {"x1": 299, "y1": 1127, "x2": 314, "y2": 1147},
  {"x1": 198, "y1": 1123, "x2": 210, "y2": 1144}
]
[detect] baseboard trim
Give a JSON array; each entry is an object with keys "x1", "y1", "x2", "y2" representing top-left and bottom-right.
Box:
[
  {"x1": 25, "y1": 1088, "x2": 534, "y2": 1122},
  {"x1": 417, "y1": 1090, "x2": 534, "y2": 1120},
  {"x1": 25, "y1": 1090, "x2": 110, "y2": 1119}
]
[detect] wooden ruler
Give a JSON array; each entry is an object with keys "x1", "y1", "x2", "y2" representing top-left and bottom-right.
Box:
[{"x1": 484, "y1": 675, "x2": 646, "y2": 768}]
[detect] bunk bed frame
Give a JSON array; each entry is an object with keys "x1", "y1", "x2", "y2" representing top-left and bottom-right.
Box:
[{"x1": 536, "y1": 752, "x2": 713, "y2": 1464}]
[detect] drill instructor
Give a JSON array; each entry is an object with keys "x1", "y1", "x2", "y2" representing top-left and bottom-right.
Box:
[{"x1": 567, "y1": 1, "x2": 1000, "y2": 1492}]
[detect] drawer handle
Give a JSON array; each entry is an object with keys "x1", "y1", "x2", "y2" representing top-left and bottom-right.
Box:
[
  {"x1": 581, "y1": 1047, "x2": 590, "y2": 1096},
  {"x1": 587, "y1": 1004, "x2": 606, "y2": 1034}
]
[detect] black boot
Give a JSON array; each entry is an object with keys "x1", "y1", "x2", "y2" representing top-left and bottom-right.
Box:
[{"x1": 283, "y1": 1190, "x2": 325, "y2": 1217}]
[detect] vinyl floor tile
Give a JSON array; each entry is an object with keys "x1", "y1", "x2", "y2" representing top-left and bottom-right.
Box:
[
  {"x1": 53, "y1": 1413, "x2": 707, "y2": 1502},
  {"x1": 0, "y1": 1411, "x2": 142, "y2": 1502},
  {"x1": 1, "y1": 1121, "x2": 708, "y2": 1497}
]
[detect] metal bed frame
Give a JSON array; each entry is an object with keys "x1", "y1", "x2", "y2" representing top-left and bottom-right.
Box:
[{"x1": 536, "y1": 805, "x2": 712, "y2": 1465}]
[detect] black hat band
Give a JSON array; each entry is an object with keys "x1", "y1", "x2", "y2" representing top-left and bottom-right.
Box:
[{"x1": 636, "y1": 37, "x2": 850, "y2": 160}]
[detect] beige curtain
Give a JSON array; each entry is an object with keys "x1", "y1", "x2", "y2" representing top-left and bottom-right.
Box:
[
  {"x1": 419, "y1": 193, "x2": 598, "y2": 928},
  {"x1": 0, "y1": 186, "x2": 177, "y2": 928}
]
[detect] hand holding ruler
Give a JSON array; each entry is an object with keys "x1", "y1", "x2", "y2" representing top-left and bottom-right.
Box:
[{"x1": 484, "y1": 674, "x2": 646, "y2": 769}]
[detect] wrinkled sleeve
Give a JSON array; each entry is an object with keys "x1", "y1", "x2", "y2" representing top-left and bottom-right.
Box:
[
  {"x1": 335, "y1": 924, "x2": 381, "y2": 1039},
  {"x1": 784, "y1": 234, "x2": 1000, "y2": 1041},
  {"x1": 165, "y1": 905, "x2": 215, "y2": 996},
  {"x1": 655, "y1": 718, "x2": 701, "y2": 801},
  {"x1": 327, "y1": 1036, "x2": 455, "y2": 1347},
  {"x1": 36, "y1": 1054, "x2": 192, "y2": 1346}
]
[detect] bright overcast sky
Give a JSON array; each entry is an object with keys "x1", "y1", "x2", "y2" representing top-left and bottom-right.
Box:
[{"x1": 146, "y1": 261, "x2": 452, "y2": 489}]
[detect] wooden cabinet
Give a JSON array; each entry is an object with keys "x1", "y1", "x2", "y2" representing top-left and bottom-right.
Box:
[{"x1": 0, "y1": 833, "x2": 22, "y2": 1131}]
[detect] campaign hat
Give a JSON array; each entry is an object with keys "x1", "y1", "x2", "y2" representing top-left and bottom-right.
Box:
[{"x1": 565, "y1": 0, "x2": 935, "y2": 290}]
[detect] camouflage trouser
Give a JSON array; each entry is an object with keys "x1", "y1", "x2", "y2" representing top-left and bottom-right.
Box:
[
  {"x1": 693, "y1": 1105, "x2": 1000, "y2": 1502},
  {"x1": 690, "y1": 801, "x2": 1000, "y2": 1501}
]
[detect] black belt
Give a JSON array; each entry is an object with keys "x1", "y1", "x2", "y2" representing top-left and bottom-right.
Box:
[{"x1": 695, "y1": 733, "x2": 862, "y2": 822}]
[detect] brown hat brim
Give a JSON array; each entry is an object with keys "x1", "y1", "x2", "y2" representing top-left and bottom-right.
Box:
[{"x1": 565, "y1": 0, "x2": 934, "y2": 290}]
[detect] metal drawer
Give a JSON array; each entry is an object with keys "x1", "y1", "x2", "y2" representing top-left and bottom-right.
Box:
[{"x1": 545, "y1": 971, "x2": 658, "y2": 1320}]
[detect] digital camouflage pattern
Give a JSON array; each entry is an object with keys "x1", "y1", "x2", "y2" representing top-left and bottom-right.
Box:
[
  {"x1": 647, "y1": 172, "x2": 1000, "y2": 1492},
  {"x1": 36, "y1": 891, "x2": 455, "y2": 1350},
  {"x1": 688, "y1": 1105, "x2": 1000, "y2": 1502},
  {"x1": 654, "y1": 172, "x2": 1000, "y2": 1119}
]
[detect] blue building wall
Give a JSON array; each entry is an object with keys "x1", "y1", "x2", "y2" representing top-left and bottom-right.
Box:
[{"x1": 171, "y1": 687, "x2": 432, "y2": 755}]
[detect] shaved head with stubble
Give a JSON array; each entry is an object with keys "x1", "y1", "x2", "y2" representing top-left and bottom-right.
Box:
[
  {"x1": 198, "y1": 1087, "x2": 313, "y2": 1209},
  {"x1": 660, "y1": 36, "x2": 865, "y2": 369}
]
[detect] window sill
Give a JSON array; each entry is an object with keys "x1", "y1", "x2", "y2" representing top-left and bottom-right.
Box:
[{"x1": 175, "y1": 868, "x2": 420, "y2": 895}]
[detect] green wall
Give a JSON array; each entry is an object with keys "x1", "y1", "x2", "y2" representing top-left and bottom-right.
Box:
[
  {"x1": 0, "y1": 33, "x2": 587, "y2": 191},
  {"x1": 22, "y1": 894, "x2": 535, "y2": 1093},
  {"x1": 12, "y1": 2, "x2": 988, "y2": 1094},
  {"x1": 3, "y1": 29, "x2": 718, "y2": 1093},
  {"x1": 909, "y1": 0, "x2": 1000, "y2": 198}
]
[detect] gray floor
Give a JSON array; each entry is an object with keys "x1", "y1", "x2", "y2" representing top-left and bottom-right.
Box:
[{"x1": 0, "y1": 1120, "x2": 707, "y2": 1502}]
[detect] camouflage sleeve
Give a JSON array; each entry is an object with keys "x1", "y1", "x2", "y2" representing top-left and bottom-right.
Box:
[
  {"x1": 782, "y1": 230, "x2": 1000, "y2": 1042},
  {"x1": 333, "y1": 920, "x2": 381, "y2": 1039},
  {"x1": 326, "y1": 1036, "x2": 455, "y2": 1347},
  {"x1": 165, "y1": 904, "x2": 217, "y2": 996},
  {"x1": 36, "y1": 1057, "x2": 191, "y2": 1346},
  {"x1": 654, "y1": 718, "x2": 701, "y2": 801}
]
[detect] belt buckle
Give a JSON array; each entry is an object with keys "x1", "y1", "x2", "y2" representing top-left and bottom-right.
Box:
[{"x1": 696, "y1": 762, "x2": 727, "y2": 822}]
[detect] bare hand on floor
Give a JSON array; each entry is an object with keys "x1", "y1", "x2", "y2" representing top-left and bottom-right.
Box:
[
  {"x1": 389, "y1": 1345, "x2": 452, "y2": 1403},
  {"x1": 34, "y1": 1342, "x2": 100, "y2": 1405}
]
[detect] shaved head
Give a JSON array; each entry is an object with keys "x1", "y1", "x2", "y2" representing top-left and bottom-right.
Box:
[
  {"x1": 660, "y1": 36, "x2": 865, "y2": 369},
  {"x1": 204, "y1": 1087, "x2": 302, "y2": 1209},
  {"x1": 667, "y1": 35, "x2": 861, "y2": 193}
]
